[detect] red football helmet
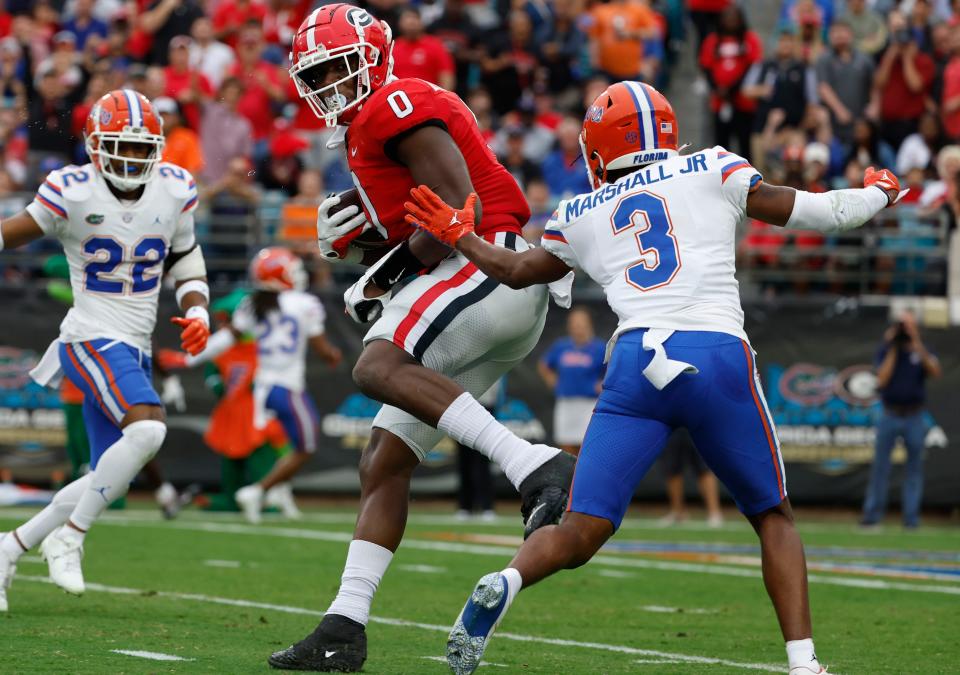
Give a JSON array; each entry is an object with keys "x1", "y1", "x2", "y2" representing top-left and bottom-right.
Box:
[
  {"x1": 580, "y1": 81, "x2": 679, "y2": 189},
  {"x1": 84, "y1": 89, "x2": 165, "y2": 191},
  {"x1": 249, "y1": 247, "x2": 308, "y2": 292},
  {"x1": 289, "y1": 3, "x2": 393, "y2": 127}
]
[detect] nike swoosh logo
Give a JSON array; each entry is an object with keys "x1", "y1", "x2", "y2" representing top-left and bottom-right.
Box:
[
  {"x1": 526, "y1": 502, "x2": 546, "y2": 523},
  {"x1": 325, "y1": 651, "x2": 337, "y2": 658}
]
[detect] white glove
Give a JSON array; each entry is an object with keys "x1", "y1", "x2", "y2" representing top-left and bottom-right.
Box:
[
  {"x1": 343, "y1": 241, "x2": 405, "y2": 323},
  {"x1": 161, "y1": 374, "x2": 186, "y2": 412},
  {"x1": 317, "y1": 193, "x2": 368, "y2": 260}
]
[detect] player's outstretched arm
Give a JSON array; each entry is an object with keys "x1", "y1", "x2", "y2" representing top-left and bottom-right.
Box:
[
  {"x1": 747, "y1": 166, "x2": 902, "y2": 230},
  {"x1": 0, "y1": 210, "x2": 46, "y2": 250},
  {"x1": 405, "y1": 186, "x2": 571, "y2": 288},
  {"x1": 309, "y1": 334, "x2": 343, "y2": 368}
]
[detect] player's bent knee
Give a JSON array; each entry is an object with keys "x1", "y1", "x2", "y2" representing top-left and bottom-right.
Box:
[
  {"x1": 358, "y1": 429, "x2": 418, "y2": 487},
  {"x1": 123, "y1": 419, "x2": 167, "y2": 465},
  {"x1": 122, "y1": 403, "x2": 166, "y2": 427}
]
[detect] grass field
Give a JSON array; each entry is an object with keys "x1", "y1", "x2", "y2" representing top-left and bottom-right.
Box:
[{"x1": 2, "y1": 503, "x2": 958, "y2": 674}]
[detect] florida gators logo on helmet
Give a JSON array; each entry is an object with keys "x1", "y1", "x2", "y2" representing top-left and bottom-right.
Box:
[{"x1": 580, "y1": 81, "x2": 679, "y2": 190}]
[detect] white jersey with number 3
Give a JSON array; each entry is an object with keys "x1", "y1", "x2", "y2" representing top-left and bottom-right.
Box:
[
  {"x1": 25, "y1": 162, "x2": 200, "y2": 353},
  {"x1": 541, "y1": 147, "x2": 761, "y2": 343},
  {"x1": 232, "y1": 290, "x2": 326, "y2": 392}
]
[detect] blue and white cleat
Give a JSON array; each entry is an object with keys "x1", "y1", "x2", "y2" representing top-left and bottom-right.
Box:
[{"x1": 447, "y1": 572, "x2": 514, "y2": 675}]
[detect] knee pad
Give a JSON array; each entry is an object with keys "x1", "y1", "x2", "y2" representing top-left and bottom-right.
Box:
[{"x1": 123, "y1": 419, "x2": 167, "y2": 464}]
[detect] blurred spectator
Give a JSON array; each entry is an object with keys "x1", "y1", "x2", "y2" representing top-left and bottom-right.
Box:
[
  {"x1": 200, "y1": 77, "x2": 253, "y2": 185},
  {"x1": 584, "y1": 0, "x2": 662, "y2": 83},
  {"x1": 257, "y1": 119, "x2": 307, "y2": 195},
  {"x1": 841, "y1": 0, "x2": 887, "y2": 57},
  {"x1": 942, "y1": 28, "x2": 960, "y2": 141},
  {"x1": 465, "y1": 87, "x2": 495, "y2": 143},
  {"x1": 907, "y1": 0, "x2": 934, "y2": 53},
  {"x1": 918, "y1": 144, "x2": 960, "y2": 226},
  {"x1": 847, "y1": 118, "x2": 897, "y2": 176},
  {"x1": 61, "y1": 0, "x2": 108, "y2": 51},
  {"x1": 202, "y1": 156, "x2": 261, "y2": 271},
  {"x1": 139, "y1": 0, "x2": 205, "y2": 66},
  {"x1": 523, "y1": 177, "x2": 553, "y2": 242},
  {"x1": 861, "y1": 311, "x2": 941, "y2": 529},
  {"x1": 538, "y1": 0, "x2": 587, "y2": 95},
  {"x1": 212, "y1": 0, "x2": 267, "y2": 49},
  {"x1": 687, "y1": 0, "x2": 731, "y2": 51},
  {"x1": 896, "y1": 112, "x2": 944, "y2": 175},
  {"x1": 427, "y1": 0, "x2": 484, "y2": 98},
  {"x1": 540, "y1": 115, "x2": 590, "y2": 200},
  {"x1": 658, "y1": 431, "x2": 724, "y2": 528},
  {"x1": 480, "y1": 10, "x2": 539, "y2": 115},
  {"x1": 875, "y1": 11, "x2": 936, "y2": 149},
  {"x1": 289, "y1": 169, "x2": 324, "y2": 206},
  {"x1": 27, "y1": 70, "x2": 80, "y2": 174},
  {"x1": 0, "y1": 38, "x2": 26, "y2": 104},
  {"x1": 35, "y1": 31, "x2": 84, "y2": 91},
  {"x1": 743, "y1": 29, "x2": 815, "y2": 168},
  {"x1": 498, "y1": 123, "x2": 542, "y2": 190},
  {"x1": 155, "y1": 96, "x2": 204, "y2": 176},
  {"x1": 538, "y1": 307, "x2": 606, "y2": 454},
  {"x1": 815, "y1": 19, "x2": 874, "y2": 145},
  {"x1": 803, "y1": 141, "x2": 830, "y2": 192},
  {"x1": 699, "y1": 5, "x2": 762, "y2": 158},
  {"x1": 492, "y1": 97, "x2": 555, "y2": 164},
  {"x1": 791, "y1": 0, "x2": 826, "y2": 63},
  {"x1": 392, "y1": 7, "x2": 455, "y2": 90},
  {"x1": 163, "y1": 35, "x2": 213, "y2": 131},
  {"x1": 189, "y1": 16, "x2": 235, "y2": 89},
  {"x1": 229, "y1": 22, "x2": 286, "y2": 147},
  {"x1": 102, "y1": 13, "x2": 134, "y2": 76},
  {"x1": 781, "y1": 0, "x2": 834, "y2": 30}
]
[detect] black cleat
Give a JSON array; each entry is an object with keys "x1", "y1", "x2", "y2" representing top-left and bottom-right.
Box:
[
  {"x1": 518, "y1": 448, "x2": 576, "y2": 539},
  {"x1": 268, "y1": 614, "x2": 367, "y2": 672}
]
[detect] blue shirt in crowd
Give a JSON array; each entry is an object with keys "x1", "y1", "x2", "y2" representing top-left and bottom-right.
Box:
[
  {"x1": 543, "y1": 337, "x2": 607, "y2": 398},
  {"x1": 875, "y1": 344, "x2": 930, "y2": 407}
]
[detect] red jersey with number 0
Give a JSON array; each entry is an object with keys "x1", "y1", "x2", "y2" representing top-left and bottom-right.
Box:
[{"x1": 346, "y1": 78, "x2": 528, "y2": 249}]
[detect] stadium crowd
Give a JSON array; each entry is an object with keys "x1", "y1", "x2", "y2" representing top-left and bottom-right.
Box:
[{"x1": 0, "y1": 0, "x2": 957, "y2": 291}]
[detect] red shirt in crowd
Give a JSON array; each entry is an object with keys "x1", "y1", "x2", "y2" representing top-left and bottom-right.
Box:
[
  {"x1": 231, "y1": 61, "x2": 283, "y2": 140},
  {"x1": 688, "y1": 0, "x2": 732, "y2": 11},
  {"x1": 391, "y1": 35, "x2": 455, "y2": 86},
  {"x1": 163, "y1": 66, "x2": 214, "y2": 131},
  {"x1": 213, "y1": 0, "x2": 268, "y2": 48},
  {"x1": 880, "y1": 52, "x2": 936, "y2": 122},
  {"x1": 942, "y1": 56, "x2": 960, "y2": 139},
  {"x1": 699, "y1": 31, "x2": 763, "y2": 113}
]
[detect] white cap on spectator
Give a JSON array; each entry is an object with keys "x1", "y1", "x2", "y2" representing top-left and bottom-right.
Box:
[
  {"x1": 0, "y1": 37, "x2": 20, "y2": 56},
  {"x1": 804, "y1": 142, "x2": 830, "y2": 167},
  {"x1": 152, "y1": 97, "x2": 178, "y2": 115}
]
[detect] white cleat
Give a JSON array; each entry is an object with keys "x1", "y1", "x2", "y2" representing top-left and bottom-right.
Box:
[
  {"x1": 707, "y1": 512, "x2": 724, "y2": 529},
  {"x1": 789, "y1": 665, "x2": 832, "y2": 674},
  {"x1": 39, "y1": 528, "x2": 85, "y2": 595},
  {"x1": 265, "y1": 482, "x2": 302, "y2": 520},
  {"x1": 447, "y1": 572, "x2": 515, "y2": 675},
  {"x1": 155, "y1": 482, "x2": 180, "y2": 519},
  {"x1": 0, "y1": 533, "x2": 17, "y2": 612},
  {"x1": 235, "y1": 484, "x2": 264, "y2": 524}
]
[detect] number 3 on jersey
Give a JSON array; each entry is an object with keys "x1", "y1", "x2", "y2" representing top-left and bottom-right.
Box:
[{"x1": 610, "y1": 191, "x2": 681, "y2": 291}]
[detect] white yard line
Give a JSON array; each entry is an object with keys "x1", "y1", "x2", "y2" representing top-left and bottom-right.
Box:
[
  {"x1": 18, "y1": 575, "x2": 781, "y2": 673},
  {"x1": 203, "y1": 559, "x2": 242, "y2": 568},
  {"x1": 4, "y1": 513, "x2": 958, "y2": 595},
  {"x1": 397, "y1": 564, "x2": 446, "y2": 574},
  {"x1": 110, "y1": 649, "x2": 194, "y2": 662},
  {"x1": 640, "y1": 605, "x2": 717, "y2": 615}
]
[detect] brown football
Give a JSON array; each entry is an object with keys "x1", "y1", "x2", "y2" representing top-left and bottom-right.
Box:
[{"x1": 330, "y1": 188, "x2": 389, "y2": 250}]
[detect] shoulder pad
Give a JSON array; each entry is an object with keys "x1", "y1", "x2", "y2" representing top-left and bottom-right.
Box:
[
  {"x1": 156, "y1": 163, "x2": 197, "y2": 200},
  {"x1": 57, "y1": 165, "x2": 96, "y2": 202}
]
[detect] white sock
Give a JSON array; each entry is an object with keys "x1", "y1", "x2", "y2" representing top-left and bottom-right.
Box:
[
  {"x1": 786, "y1": 638, "x2": 820, "y2": 671},
  {"x1": 1, "y1": 531, "x2": 27, "y2": 561},
  {"x1": 7, "y1": 474, "x2": 94, "y2": 558},
  {"x1": 500, "y1": 567, "x2": 523, "y2": 606},
  {"x1": 326, "y1": 539, "x2": 394, "y2": 626},
  {"x1": 68, "y1": 420, "x2": 166, "y2": 533},
  {"x1": 438, "y1": 393, "x2": 560, "y2": 487}
]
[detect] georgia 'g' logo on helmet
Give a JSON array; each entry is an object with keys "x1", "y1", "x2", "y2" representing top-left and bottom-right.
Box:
[
  {"x1": 249, "y1": 247, "x2": 308, "y2": 292},
  {"x1": 580, "y1": 82, "x2": 679, "y2": 190},
  {"x1": 289, "y1": 3, "x2": 394, "y2": 128},
  {"x1": 84, "y1": 89, "x2": 165, "y2": 192}
]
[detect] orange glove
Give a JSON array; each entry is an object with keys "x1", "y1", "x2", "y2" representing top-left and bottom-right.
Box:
[
  {"x1": 864, "y1": 166, "x2": 905, "y2": 206},
  {"x1": 171, "y1": 310, "x2": 210, "y2": 356},
  {"x1": 156, "y1": 348, "x2": 189, "y2": 371},
  {"x1": 404, "y1": 186, "x2": 477, "y2": 247}
]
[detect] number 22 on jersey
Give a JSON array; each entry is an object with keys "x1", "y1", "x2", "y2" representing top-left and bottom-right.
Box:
[
  {"x1": 610, "y1": 191, "x2": 681, "y2": 291},
  {"x1": 83, "y1": 236, "x2": 167, "y2": 294}
]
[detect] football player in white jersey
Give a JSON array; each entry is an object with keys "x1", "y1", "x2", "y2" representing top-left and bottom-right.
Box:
[
  {"x1": 406, "y1": 82, "x2": 905, "y2": 675},
  {"x1": 0, "y1": 89, "x2": 210, "y2": 611},
  {"x1": 160, "y1": 247, "x2": 342, "y2": 523}
]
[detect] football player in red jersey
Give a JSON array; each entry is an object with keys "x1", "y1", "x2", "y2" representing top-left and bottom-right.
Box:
[{"x1": 269, "y1": 4, "x2": 575, "y2": 671}]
